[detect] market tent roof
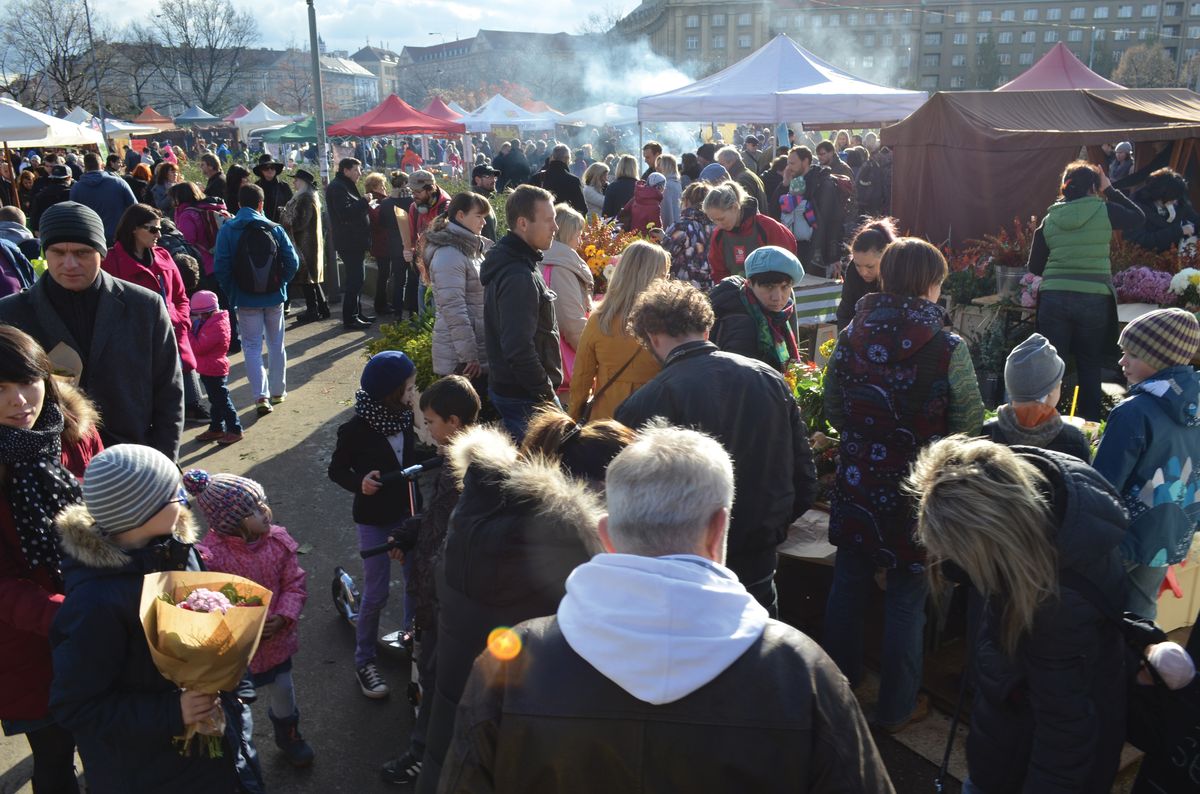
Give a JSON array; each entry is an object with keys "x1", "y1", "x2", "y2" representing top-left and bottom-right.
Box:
[
  {"x1": 461, "y1": 94, "x2": 557, "y2": 132},
  {"x1": 234, "y1": 102, "x2": 289, "y2": 138},
  {"x1": 223, "y1": 104, "x2": 250, "y2": 122},
  {"x1": 880, "y1": 88, "x2": 1200, "y2": 245},
  {"x1": 63, "y1": 107, "x2": 157, "y2": 136},
  {"x1": 561, "y1": 102, "x2": 638, "y2": 127},
  {"x1": 421, "y1": 97, "x2": 463, "y2": 122},
  {"x1": 0, "y1": 99, "x2": 102, "y2": 147},
  {"x1": 174, "y1": 105, "x2": 220, "y2": 125},
  {"x1": 327, "y1": 94, "x2": 465, "y2": 136},
  {"x1": 446, "y1": 101, "x2": 469, "y2": 116},
  {"x1": 637, "y1": 34, "x2": 927, "y2": 125},
  {"x1": 133, "y1": 106, "x2": 172, "y2": 124},
  {"x1": 996, "y1": 43, "x2": 1125, "y2": 91},
  {"x1": 262, "y1": 117, "x2": 318, "y2": 143}
]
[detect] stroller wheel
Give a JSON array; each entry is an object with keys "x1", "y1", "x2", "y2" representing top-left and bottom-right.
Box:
[{"x1": 331, "y1": 566, "x2": 360, "y2": 625}]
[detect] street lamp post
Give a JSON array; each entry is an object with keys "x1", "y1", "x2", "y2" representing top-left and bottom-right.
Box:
[
  {"x1": 307, "y1": 0, "x2": 339, "y2": 296},
  {"x1": 81, "y1": 0, "x2": 108, "y2": 149}
]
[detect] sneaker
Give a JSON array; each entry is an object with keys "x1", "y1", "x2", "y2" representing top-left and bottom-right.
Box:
[
  {"x1": 356, "y1": 662, "x2": 390, "y2": 699},
  {"x1": 217, "y1": 430, "x2": 244, "y2": 446},
  {"x1": 270, "y1": 394, "x2": 286, "y2": 405},
  {"x1": 878, "y1": 692, "x2": 931, "y2": 734},
  {"x1": 380, "y1": 752, "x2": 422, "y2": 785},
  {"x1": 196, "y1": 429, "x2": 225, "y2": 443},
  {"x1": 255, "y1": 399, "x2": 273, "y2": 416}
]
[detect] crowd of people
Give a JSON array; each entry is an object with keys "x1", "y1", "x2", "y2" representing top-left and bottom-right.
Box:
[{"x1": 0, "y1": 122, "x2": 1199, "y2": 794}]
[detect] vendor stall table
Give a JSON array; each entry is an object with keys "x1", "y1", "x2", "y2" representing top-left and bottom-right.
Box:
[{"x1": 793, "y1": 274, "x2": 842, "y2": 325}]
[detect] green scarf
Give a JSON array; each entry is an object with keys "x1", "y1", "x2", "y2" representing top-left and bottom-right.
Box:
[{"x1": 739, "y1": 283, "x2": 799, "y2": 369}]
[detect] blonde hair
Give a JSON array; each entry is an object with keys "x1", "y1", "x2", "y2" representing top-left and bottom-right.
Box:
[
  {"x1": 681, "y1": 181, "x2": 711, "y2": 209},
  {"x1": 594, "y1": 239, "x2": 670, "y2": 335},
  {"x1": 554, "y1": 202, "x2": 585, "y2": 244},
  {"x1": 363, "y1": 171, "x2": 386, "y2": 195},
  {"x1": 656, "y1": 154, "x2": 679, "y2": 179},
  {"x1": 614, "y1": 154, "x2": 639, "y2": 180},
  {"x1": 906, "y1": 436, "x2": 1059, "y2": 655},
  {"x1": 583, "y1": 162, "x2": 608, "y2": 189}
]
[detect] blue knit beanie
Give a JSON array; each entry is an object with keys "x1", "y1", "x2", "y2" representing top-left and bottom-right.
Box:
[
  {"x1": 361, "y1": 351, "x2": 416, "y2": 400},
  {"x1": 699, "y1": 163, "x2": 730, "y2": 184},
  {"x1": 744, "y1": 246, "x2": 804, "y2": 284}
]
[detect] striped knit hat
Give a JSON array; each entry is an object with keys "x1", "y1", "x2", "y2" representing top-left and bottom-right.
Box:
[
  {"x1": 1119, "y1": 308, "x2": 1200, "y2": 373},
  {"x1": 182, "y1": 469, "x2": 266, "y2": 536},
  {"x1": 82, "y1": 445, "x2": 182, "y2": 536}
]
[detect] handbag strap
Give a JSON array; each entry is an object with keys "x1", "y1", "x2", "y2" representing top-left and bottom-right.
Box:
[{"x1": 582, "y1": 348, "x2": 641, "y2": 423}]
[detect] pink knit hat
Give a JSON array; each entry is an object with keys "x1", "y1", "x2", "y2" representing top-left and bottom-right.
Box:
[
  {"x1": 182, "y1": 469, "x2": 266, "y2": 535},
  {"x1": 190, "y1": 290, "x2": 219, "y2": 315}
]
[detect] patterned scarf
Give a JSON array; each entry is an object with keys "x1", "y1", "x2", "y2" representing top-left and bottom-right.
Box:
[
  {"x1": 354, "y1": 389, "x2": 413, "y2": 438},
  {"x1": 739, "y1": 283, "x2": 799, "y2": 369},
  {"x1": 0, "y1": 401, "x2": 82, "y2": 582}
]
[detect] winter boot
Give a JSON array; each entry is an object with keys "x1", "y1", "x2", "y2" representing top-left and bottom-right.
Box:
[{"x1": 269, "y1": 710, "x2": 315, "y2": 767}]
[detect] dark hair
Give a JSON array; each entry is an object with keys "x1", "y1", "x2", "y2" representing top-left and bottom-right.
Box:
[
  {"x1": 0, "y1": 324, "x2": 54, "y2": 389},
  {"x1": 696, "y1": 143, "x2": 717, "y2": 162},
  {"x1": 338, "y1": 157, "x2": 361, "y2": 174},
  {"x1": 447, "y1": 191, "x2": 491, "y2": 223},
  {"x1": 390, "y1": 170, "x2": 409, "y2": 188},
  {"x1": 815, "y1": 140, "x2": 835, "y2": 154},
  {"x1": 200, "y1": 153, "x2": 220, "y2": 171},
  {"x1": 174, "y1": 253, "x2": 201, "y2": 293},
  {"x1": 418, "y1": 375, "x2": 481, "y2": 425},
  {"x1": 680, "y1": 152, "x2": 700, "y2": 179},
  {"x1": 851, "y1": 217, "x2": 900, "y2": 253},
  {"x1": 789, "y1": 145, "x2": 813, "y2": 164},
  {"x1": 0, "y1": 206, "x2": 23, "y2": 224},
  {"x1": 114, "y1": 203, "x2": 162, "y2": 254},
  {"x1": 239, "y1": 183, "x2": 265, "y2": 209},
  {"x1": 844, "y1": 147, "x2": 866, "y2": 170},
  {"x1": 105, "y1": 153, "x2": 122, "y2": 169},
  {"x1": 505, "y1": 184, "x2": 554, "y2": 229},
  {"x1": 643, "y1": 141, "x2": 663, "y2": 156},
  {"x1": 627, "y1": 279, "x2": 715, "y2": 343},
  {"x1": 153, "y1": 161, "x2": 177, "y2": 186},
  {"x1": 169, "y1": 181, "x2": 205, "y2": 205},
  {"x1": 1142, "y1": 167, "x2": 1190, "y2": 203},
  {"x1": 82, "y1": 152, "x2": 101, "y2": 171},
  {"x1": 748, "y1": 271, "x2": 794, "y2": 287},
  {"x1": 1059, "y1": 160, "x2": 1101, "y2": 201},
  {"x1": 770, "y1": 155, "x2": 787, "y2": 174},
  {"x1": 521, "y1": 407, "x2": 635, "y2": 484},
  {"x1": 880, "y1": 237, "x2": 949, "y2": 297}
]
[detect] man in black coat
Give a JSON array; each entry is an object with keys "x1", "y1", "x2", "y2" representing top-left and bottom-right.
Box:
[
  {"x1": 471, "y1": 165, "x2": 499, "y2": 241},
  {"x1": 480, "y1": 185, "x2": 561, "y2": 440},
  {"x1": 531, "y1": 144, "x2": 587, "y2": 217},
  {"x1": 30, "y1": 165, "x2": 73, "y2": 234},
  {"x1": 615, "y1": 280, "x2": 817, "y2": 618},
  {"x1": 325, "y1": 157, "x2": 374, "y2": 330}
]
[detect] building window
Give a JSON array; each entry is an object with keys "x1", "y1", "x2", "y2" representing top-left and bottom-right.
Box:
[
  {"x1": 685, "y1": 15, "x2": 699, "y2": 28},
  {"x1": 863, "y1": 55, "x2": 876, "y2": 68},
  {"x1": 951, "y1": 75, "x2": 967, "y2": 87},
  {"x1": 902, "y1": 32, "x2": 913, "y2": 45},
  {"x1": 847, "y1": 13, "x2": 858, "y2": 24},
  {"x1": 953, "y1": 32, "x2": 967, "y2": 44},
  {"x1": 738, "y1": 13, "x2": 752, "y2": 26},
  {"x1": 865, "y1": 12, "x2": 877, "y2": 24},
  {"x1": 921, "y1": 74, "x2": 939, "y2": 88},
  {"x1": 1143, "y1": 3, "x2": 1159, "y2": 14},
  {"x1": 1021, "y1": 30, "x2": 1036, "y2": 42},
  {"x1": 900, "y1": 53, "x2": 912, "y2": 66},
  {"x1": 864, "y1": 33, "x2": 876, "y2": 46},
  {"x1": 712, "y1": 13, "x2": 725, "y2": 26},
  {"x1": 924, "y1": 32, "x2": 942, "y2": 45},
  {"x1": 923, "y1": 11, "x2": 936, "y2": 23},
  {"x1": 884, "y1": 12, "x2": 895, "y2": 23},
  {"x1": 1025, "y1": 7, "x2": 1039, "y2": 19},
  {"x1": 978, "y1": 9, "x2": 993, "y2": 21},
  {"x1": 1140, "y1": 25, "x2": 1152, "y2": 36},
  {"x1": 977, "y1": 31, "x2": 990, "y2": 43},
  {"x1": 1193, "y1": 1, "x2": 1200, "y2": 12},
  {"x1": 1094, "y1": 6, "x2": 1110, "y2": 17},
  {"x1": 738, "y1": 35, "x2": 752, "y2": 47},
  {"x1": 1188, "y1": 47, "x2": 1200, "y2": 57},
  {"x1": 999, "y1": 31, "x2": 1014, "y2": 42},
  {"x1": 883, "y1": 33, "x2": 894, "y2": 45},
  {"x1": 812, "y1": 15, "x2": 822, "y2": 27},
  {"x1": 1019, "y1": 51, "x2": 1035, "y2": 64},
  {"x1": 1045, "y1": 30, "x2": 1060, "y2": 41},
  {"x1": 1047, "y1": 7, "x2": 1063, "y2": 19},
  {"x1": 955, "y1": 10, "x2": 969, "y2": 22},
  {"x1": 999, "y1": 52, "x2": 1013, "y2": 64},
  {"x1": 686, "y1": 36, "x2": 698, "y2": 50},
  {"x1": 1119, "y1": 4, "x2": 1134, "y2": 15},
  {"x1": 1096, "y1": 26, "x2": 1108, "y2": 37},
  {"x1": 923, "y1": 53, "x2": 941, "y2": 66},
  {"x1": 1165, "y1": 24, "x2": 1181, "y2": 34},
  {"x1": 1069, "y1": 28, "x2": 1084, "y2": 40},
  {"x1": 713, "y1": 34, "x2": 725, "y2": 48},
  {"x1": 794, "y1": 14, "x2": 805, "y2": 27},
  {"x1": 1191, "y1": 24, "x2": 1200, "y2": 35},
  {"x1": 1115, "y1": 27, "x2": 1131, "y2": 38},
  {"x1": 1167, "y1": 2, "x2": 1183, "y2": 13},
  {"x1": 847, "y1": 55, "x2": 858, "y2": 67},
  {"x1": 829, "y1": 14, "x2": 840, "y2": 26},
  {"x1": 1071, "y1": 6, "x2": 1087, "y2": 17},
  {"x1": 1001, "y1": 9, "x2": 1016, "y2": 20},
  {"x1": 952, "y1": 53, "x2": 967, "y2": 65}
]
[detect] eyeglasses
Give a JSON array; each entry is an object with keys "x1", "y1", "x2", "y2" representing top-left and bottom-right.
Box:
[
  {"x1": 159, "y1": 485, "x2": 189, "y2": 513},
  {"x1": 142, "y1": 225, "x2": 162, "y2": 235}
]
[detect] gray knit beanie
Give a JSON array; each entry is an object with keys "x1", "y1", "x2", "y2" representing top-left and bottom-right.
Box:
[
  {"x1": 1005, "y1": 333, "x2": 1066, "y2": 403},
  {"x1": 39, "y1": 201, "x2": 107, "y2": 256},
  {"x1": 82, "y1": 445, "x2": 183, "y2": 535}
]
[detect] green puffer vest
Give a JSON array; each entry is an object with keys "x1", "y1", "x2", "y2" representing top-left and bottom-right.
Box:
[{"x1": 1041, "y1": 196, "x2": 1114, "y2": 296}]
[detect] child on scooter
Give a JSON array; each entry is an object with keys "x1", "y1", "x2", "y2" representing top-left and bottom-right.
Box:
[
  {"x1": 380, "y1": 375, "x2": 481, "y2": 785},
  {"x1": 328, "y1": 351, "x2": 423, "y2": 700},
  {"x1": 186, "y1": 468, "x2": 314, "y2": 768}
]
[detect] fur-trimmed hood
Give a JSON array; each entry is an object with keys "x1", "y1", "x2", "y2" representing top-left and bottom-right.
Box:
[
  {"x1": 423, "y1": 216, "x2": 487, "y2": 261},
  {"x1": 56, "y1": 502, "x2": 199, "y2": 573},
  {"x1": 57, "y1": 381, "x2": 100, "y2": 447}
]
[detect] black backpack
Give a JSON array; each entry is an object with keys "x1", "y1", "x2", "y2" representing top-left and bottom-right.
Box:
[{"x1": 232, "y1": 220, "x2": 283, "y2": 295}]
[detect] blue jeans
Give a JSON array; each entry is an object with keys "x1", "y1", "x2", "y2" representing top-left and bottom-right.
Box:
[
  {"x1": 1036, "y1": 290, "x2": 1113, "y2": 421},
  {"x1": 822, "y1": 548, "x2": 928, "y2": 726},
  {"x1": 200, "y1": 374, "x2": 241, "y2": 433},
  {"x1": 489, "y1": 389, "x2": 557, "y2": 442},
  {"x1": 1125, "y1": 560, "x2": 1168, "y2": 620},
  {"x1": 236, "y1": 304, "x2": 286, "y2": 401}
]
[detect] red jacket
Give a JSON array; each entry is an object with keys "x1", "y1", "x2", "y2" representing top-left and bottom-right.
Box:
[
  {"x1": 102, "y1": 243, "x2": 196, "y2": 372},
  {"x1": 620, "y1": 182, "x2": 664, "y2": 234},
  {"x1": 707, "y1": 208, "x2": 798, "y2": 282},
  {"x1": 190, "y1": 309, "x2": 231, "y2": 378},
  {"x1": 408, "y1": 188, "x2": 451, "y2": 253}
]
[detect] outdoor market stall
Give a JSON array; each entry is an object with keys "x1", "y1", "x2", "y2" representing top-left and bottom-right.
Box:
[
  {"x1": 420, "y1": 97, "x2": 464, "y2": 123},
  {"x1": 995, "y1": 42, "x2": 1125, "y2": 91},
  {"x1": 327, "y1": 94, "x2": 465, "y2": 137},
  {"x1": 233, "y1": 101, "x2": 289, "y2": 141},
  {"x1": 460, "y1": 94, "x2": 558, "y2": 133}
]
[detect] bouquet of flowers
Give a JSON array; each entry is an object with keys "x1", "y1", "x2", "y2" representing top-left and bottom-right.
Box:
[
  {"x1": 139, "y1": 572, "x2": 272, "y2": 758},
  {"x1": 1170, "y1": 267, "x2": 1200, "y2": 308},
  {"x1": 1114, "y1": 266, "x2": 1175, "y2": 306},
  {"x1": 576, "y1": 216, "x2": 644, "y2": 295},
  {"x1": 1017, "y1": 273, "x2": 1042, "y2": 308}
]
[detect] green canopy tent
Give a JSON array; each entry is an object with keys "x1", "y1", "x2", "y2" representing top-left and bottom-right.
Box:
[{"x1": 262, "y1": 117, "x2": 317, "y2": 143}]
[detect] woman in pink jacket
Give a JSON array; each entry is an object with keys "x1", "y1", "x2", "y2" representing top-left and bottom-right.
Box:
[
  {"x1": 170, "y1": 181, "x2": 228, "y2": 277},
  {"x1": 102, "y1": 204, "x2": 196, "y2": 374},
  {"x1": 186, "y1": 468, "x2": 314, "y2": 768}
]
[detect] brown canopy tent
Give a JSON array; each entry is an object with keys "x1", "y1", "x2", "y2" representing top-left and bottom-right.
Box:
[{"x1": 880, "y1": 89, "x2": 1200, "y2": 246}]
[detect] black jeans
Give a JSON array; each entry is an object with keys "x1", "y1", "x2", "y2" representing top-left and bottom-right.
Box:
[
  {"x1": 393, "y1": 258, "x2": 420, "y2": 315},
  {"x1": 1036, "y1": 289, "x2": 1114, "y2": 421},
  {"x1": 25, "y1": 721, "x2": 79, "y2": 794},
  {"x1": 374, "y1": 255, "x2": 393, "y2": 313},
  {"x1": 339, "y1": 246, "x2": 366, "y2": 323}
]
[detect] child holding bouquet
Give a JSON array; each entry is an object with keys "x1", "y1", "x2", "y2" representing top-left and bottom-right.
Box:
[
  {"x1": 49, "y1": 444, "x2": 240, "y2": 792},
  {"x1": 186, "y1": 468, "x2": 314, "y2": 767}
]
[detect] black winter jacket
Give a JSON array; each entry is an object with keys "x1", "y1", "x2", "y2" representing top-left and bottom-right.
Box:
[
  {"x1": 324, "y1": 173, "x2": 370, "y2": 253},
  {"x1": 1124, "y1": 198, "x2": 1200, "y2": 253},
  {"x1": 328, "y1": 414, "x2": 422, "y2": 526},
  {"x1": 256, "y1": 177, "x2": 293, "y2": 225},
  {"x1": 418, "y1": 426, "x2": 603, "y2": 794},
  {"x1": 440, "y1": 616, "x2": 896, "y2": 794},
  {"x1": 615, "y1": 341, "x2": 818, "y2": 583},
  {"x1": 601, "y1": 175, "x2": 637, "y2": 219},
  {"x1": 531, "y1": 161, "x2": 588, "y2": 217},
  {"x1": 967, "y1": 447, "x2": 1128, "y2": 794},
  {"x1": 710, "y1": 276, "x2": 767, "y2": 367},
  {"x1": 480, "y1": 232, "x2": 562, "y2": 400},
  {"x1": 835, "y1": 264, "x2": 876, "y2": 331}
]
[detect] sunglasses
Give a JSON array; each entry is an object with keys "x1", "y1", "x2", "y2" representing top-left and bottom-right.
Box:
[
  {"x1": 142, "y1": 225, "x2": 163, "y2": 235},
  {"x1": 158, "y1": 485, "x2": 189, "y2": 513}
]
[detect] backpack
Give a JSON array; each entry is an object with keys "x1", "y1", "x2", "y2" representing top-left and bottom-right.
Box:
[
  {"x1": 232, "y1": 221, "x2": 284, "y2": 295},
  {"x1": 197, "y1": 198, "x2": 232, "y2": 252}
]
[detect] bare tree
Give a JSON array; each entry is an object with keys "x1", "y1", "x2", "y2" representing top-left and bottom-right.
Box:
[
  {"x1": 274, "y1": 48, "x2": 314, "y2": 114},
  {"x1": 575, "y1": 4, "x2": 626, "y2": 35},
  {"x1": 133, "y1": 0, "x2": 260, "y2": 110},
  {"x1": 2, "y1": 0, "x2": 115, "y2": 110},
  {"x1": 104, "y1": 33, "x2": 163, "y2": 115},
  {"x1": 1113, "y1": 43, "x2": 1179, "y2": 88}
]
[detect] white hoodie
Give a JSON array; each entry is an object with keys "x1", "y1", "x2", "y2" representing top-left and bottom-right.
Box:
[{"x1": 557, "y1": 553, "x2": 769, "y2": 706}]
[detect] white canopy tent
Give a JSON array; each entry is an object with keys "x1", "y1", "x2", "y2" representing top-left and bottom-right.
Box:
[
  {"x1": 562, "y1": 102, "x2": 638, "y2": 127},
  {"x1": 446, "y1": 101, "x2": 469, "y2": 116},
  {"x1": 637, "y1": 35, "x2": 927, "y2": 127},
  {"x1": 0, "y1": 99, "x2": 103, "y2": 148},
  {"x1": 234, "y1": 102, "x2": 289, "y2": 140},
  {"x1": 63, "y1": 107, "x2": 157, "y2": 136},
  {"x1": 461, "y1": 94, "x2": 558, "y2": 133}
]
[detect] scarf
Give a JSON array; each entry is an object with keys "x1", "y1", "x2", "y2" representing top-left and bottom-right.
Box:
[
  {"x1": 996, "y1": 403, "x2": 1064, "y2": 448},
  {"x1": 739, "y1": 283, "x2": 799, "y2": 369},
  {"x1": 0, "y1": 401, "x2": 81, "y2": 581},
  {"x1": 354, "y1": 389, "x2": 413, "y2": 438}
]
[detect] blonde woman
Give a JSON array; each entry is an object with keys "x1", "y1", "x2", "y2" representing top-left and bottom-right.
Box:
[
  {"x1": 703, "y1": 181, "x2": 796, "y2": 282},
  {"x1": 540, "y1": 204, "x2": 594, "y2": 391},
  {"x1": 907, "y1": 436, "x2": 1129, "y2": 794},
  {"x1": 656, "y1": 154, "x2": 683, "y2": 228},
  {"x1": 582, "y1": 162, "x2": 608, "y2": 219},
  {"x1": 601, "y1": 154, "x2": 639, "y2": 219},
  {"x1": 567, "y1": 240, "x2": 666, "y2": 421}
]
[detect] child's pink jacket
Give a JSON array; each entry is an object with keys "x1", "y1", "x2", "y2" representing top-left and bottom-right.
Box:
[{"x1": 191, "y1": 310, "x2": 231, "y2": 378}]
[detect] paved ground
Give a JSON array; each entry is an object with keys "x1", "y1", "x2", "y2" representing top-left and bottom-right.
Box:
[{"x1": 0, "y1": 308, "x2": 954, "y2": 793}]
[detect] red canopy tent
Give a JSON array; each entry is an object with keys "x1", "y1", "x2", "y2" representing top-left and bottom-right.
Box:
[
  {"x1": 996, "y1": 43, "x2": 1125, "y2": 91},
  {"x1": 327, "y1": 94, "x2": 465, "y2": 136},
  {"x1": 223, "y1": 104, "x2": 251, "y2": 123},
  {"x1": 420, "y1": 97, "x2": 463, "y2": 122}
]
